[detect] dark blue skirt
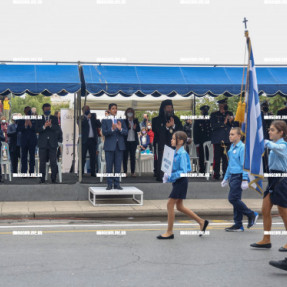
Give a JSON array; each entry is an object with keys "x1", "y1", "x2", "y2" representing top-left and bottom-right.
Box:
[
  {"x1": 264, "y1": 170, "x2": 287, "y2": 208},
  {"x1": 169, "y1": 177, "x2": 188, "y2": 199}
]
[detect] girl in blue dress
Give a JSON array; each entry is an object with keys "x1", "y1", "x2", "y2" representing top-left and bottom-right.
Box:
[
  {"x1": 251, "y1": 120, "x2": 287, "y2": 251},
  {"x1": 157, "y1": 131, "x2": 209, "y2": 239}
]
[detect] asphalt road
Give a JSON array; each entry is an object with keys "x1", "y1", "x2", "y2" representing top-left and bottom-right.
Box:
[{"x1": 0, "y1": 218, "x2": 286, "y2": 287}]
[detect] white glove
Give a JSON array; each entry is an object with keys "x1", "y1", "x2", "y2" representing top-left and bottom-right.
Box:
[
  {"x1": 162, "y1": 173, "x2": 169, "y2": 183},
  {"x1": 241, "y1": 181, "x2": 249, "y2": 190},
  {"x1": 221, "y1": 179, "x2": 228, "y2": 187}
]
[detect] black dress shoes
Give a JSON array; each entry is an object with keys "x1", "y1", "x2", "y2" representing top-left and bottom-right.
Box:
[
  {"x1": 199, "y1": 220, "x2": 209, "y2": 237},
  {"x1": 39, "y1": 178, "x2": 45, "y2": 184},
  {"x1": 279, "y1": 247, "x2": 287, "y2": 252},
  {"x1": 114, "y1": 185, "x2": 123, "y2": 190},
  {"x1": 250, "y1": 243, "x2": 272, "y2": 249},
  {"x1": 269, "y1": 258, "x2": 287, "y2": 271},
  {"x1": 157, "y1": 234, "x2": 174, "y2": 240},
  {"x1": 106, "y1": 185, "x2": 113, "y2": 190}
]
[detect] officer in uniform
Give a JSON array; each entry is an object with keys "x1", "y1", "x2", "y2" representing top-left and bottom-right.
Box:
[
  {"x1": 210, "y1": 99, "x2": 234, "y2": 180},
  {"x1": 277, "y1": 101, "x2": 287, "y2": 125},
  {"x1": 193, "y1": 105, "x2": 211, "y2": 173}
]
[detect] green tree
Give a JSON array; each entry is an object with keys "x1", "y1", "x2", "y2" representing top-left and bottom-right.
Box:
[{"x1": 10, "y1": 94, "x2": 69, "y2": 115}]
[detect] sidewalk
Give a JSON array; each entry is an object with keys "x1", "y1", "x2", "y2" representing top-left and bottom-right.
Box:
[{"x1": 0, "y1": 199, "x2": 275, "y2": 219}]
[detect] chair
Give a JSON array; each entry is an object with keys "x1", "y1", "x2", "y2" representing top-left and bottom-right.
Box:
[
  {"x1": 188, "y1": 142, "x2": 199, "y2": 174},
  {"x1": 203, "y1": 141, "x2": 213, "y2": 180},
  {"x1": 0, "y1": 142, "x2": 12, "y2": 181},
  {"x1": 45, "y1": 142, "x2": 63, "y2": 183},
  {"x1": 98, "y1": 142, "x2": 106, "y2": 182}
]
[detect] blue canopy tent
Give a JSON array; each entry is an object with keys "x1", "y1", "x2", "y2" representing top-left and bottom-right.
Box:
[
  {"x1": 82, "y1": 65, "x2": 287, "y2": 97},
  {"x1": 0, "y1": 64, "x2": 82, "y2": 177},
  {"x1": 0, "y1": 64, "x2": 81, "y2": 96}
]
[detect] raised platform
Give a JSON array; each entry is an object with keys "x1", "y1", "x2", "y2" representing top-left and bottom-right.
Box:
[{"x1": 89, "y1": 186, "x2": 143, "y2": 206}]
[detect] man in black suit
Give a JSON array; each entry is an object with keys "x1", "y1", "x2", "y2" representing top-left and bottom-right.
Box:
[
  {"x1": 152, "y1": 100, "x2": 183, "y2": 181},
  {"x1": 17, "y1": 106, "x2": 38, "y2": 174},
  {"x1": 36, "y1": 103, "x2": 63, "y2": 183},
  {"x1": 81, "y1": 105, "x2": 101, "y2": 177}
]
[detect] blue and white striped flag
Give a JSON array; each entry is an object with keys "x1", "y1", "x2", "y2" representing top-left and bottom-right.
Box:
[{"x1": 242, "y1": 38, "x2": 265, "y2": 194}]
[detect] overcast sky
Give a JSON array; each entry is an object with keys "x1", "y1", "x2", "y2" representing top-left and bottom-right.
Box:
[{"x1": 0, "y1": 0, "x2": 286, "y2": 65}]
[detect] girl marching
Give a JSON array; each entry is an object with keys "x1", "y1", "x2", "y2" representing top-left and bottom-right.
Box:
[
  {"x1": 157, "y1": 131, "x2": 209, "y2": 239},
  {"x1": 251, "y1": 120, "x2": 287, "y2": 251}
]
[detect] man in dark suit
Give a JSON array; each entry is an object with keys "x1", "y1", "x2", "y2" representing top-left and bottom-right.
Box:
[
  {"x1": 210, "y1": 99, "x2": 235, "y2": 180},
  {"x1": 17, "y1": 106, "x2": 38, "y2": 174},
  {"x1": 102, "y1": 103, "x2": 128, "y2": 190},
  {"x1": 7, "y1": 113, "x2": 21, "y2": 174},
  {"x1": 152, "y1": 99, "x2": 183, "y2": 181},
  {"x1": 81, "y1": 105, "x2": 101, "y2": 177},
  {"x1": 36, "y1": 103, "x2": 63, "y2": 183}
]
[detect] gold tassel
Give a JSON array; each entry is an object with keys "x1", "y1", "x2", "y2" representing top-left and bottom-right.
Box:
[{"x1": 235, "y1": 101, "x2": 246, "y2": 123}]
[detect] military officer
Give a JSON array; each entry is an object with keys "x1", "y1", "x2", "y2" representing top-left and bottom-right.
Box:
[
  {"x1": 193, "y1": 105, "x2": 211, "y2": 173},
  {"x1": 210, "y1": 99, "x2": 234, "y2": 180},
  {"x1": 277, "y1": 101, "x2": 287, "y2": 125}
]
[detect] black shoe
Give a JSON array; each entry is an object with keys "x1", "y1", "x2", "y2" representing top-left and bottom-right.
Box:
[
  {"x1": 250, "y1": 243, "x2": 272, "y2": 249},
  {"x1": 247, "y1": 212, "x2": 259, "y2": 228},
  {"x1": 157, "y1": 234, "x2": 174, "y2": 240},
  {"x1": 114, "y1": 185, "x2": 123, "y2": 190},
  {"x1": 225, "y1": 225, "x2": 244, "y2": 232},
  {"x1": 156, "y1": 177, "x2": 162, "y2": 182},
  {"x1": 106, "y1": 185, "x2": 113, "y2": 190},
  {"x1": 279, "y1": 247, "x2": 287, "y2": 252},
  {"x1": 269, "y1": 258, "x2": 287, "y2": 271},
  {"x1": 51, "y1": 179, "x2": 57, "y2": 184},
  {"x1": 91, "y1": 174, "x2": 96, "y2": 177},
  {"x1": 39, "y1": 179, "x2": 45, "y2": 184},
  {"x1": 199, "y1": 220, "x2": 209, "y2": 237}
]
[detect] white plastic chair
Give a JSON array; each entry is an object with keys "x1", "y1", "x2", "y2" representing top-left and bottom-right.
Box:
[
  {"x1": 188, "y1": 142, "x2": 199, "y2": 173},
  {"x1": 203, "y1": 141, "x2": 213, "y2": 180},
  {"x1": 45, "y1": 142, "x2": 63, "y2": 183},
  {"x1": 0, "y1": 142, "x2": 12, "y2": 181}
]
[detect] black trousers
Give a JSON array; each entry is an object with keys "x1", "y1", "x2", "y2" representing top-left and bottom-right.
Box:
[
  {"x1": 9, "y1": 145, "x2": 20, "y2": 174},
  {"x1": 39, "y1": 147, "x2": 58, "y2": 181},
  {"x1": 123, "y1": 141, "x2": 137, "y2": 174},
  {"x1": 213, "y1": 143, "x2": 230, "y2": 179},
  {"x1": 82, "y1": 138, "x2": 97, "y2": 175},
  {"x1": 21, "y1": 144, "x2": 36, "y2": 173},
  {"x1": 156, "y1": 147, "x2": 164, "y2": 180}
]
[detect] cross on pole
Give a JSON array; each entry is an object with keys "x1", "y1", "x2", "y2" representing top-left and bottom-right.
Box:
[{"x1": 243, "y1": 17, "x2": 248, "y2": 30}]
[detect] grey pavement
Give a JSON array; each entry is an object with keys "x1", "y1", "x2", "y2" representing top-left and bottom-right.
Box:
[
  {"x1": 0, "y1": 198, "x2": 279, "y2": 219},
  {"x1": 0, "y1": 219, "x2": 286, "y2": 287}
]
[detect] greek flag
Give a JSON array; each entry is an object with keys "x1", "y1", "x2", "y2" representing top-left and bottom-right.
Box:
[{"x1": 242, "y1": 38, "x2": 265, "y2": 194}]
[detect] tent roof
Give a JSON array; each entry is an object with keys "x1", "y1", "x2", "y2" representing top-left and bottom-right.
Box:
[
  {"x1": 82, "y1": 65, "x2": 287, "y2": 97},
  {"x1": 0, "y1": 64, "x2": 81, "y2": 96}
]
